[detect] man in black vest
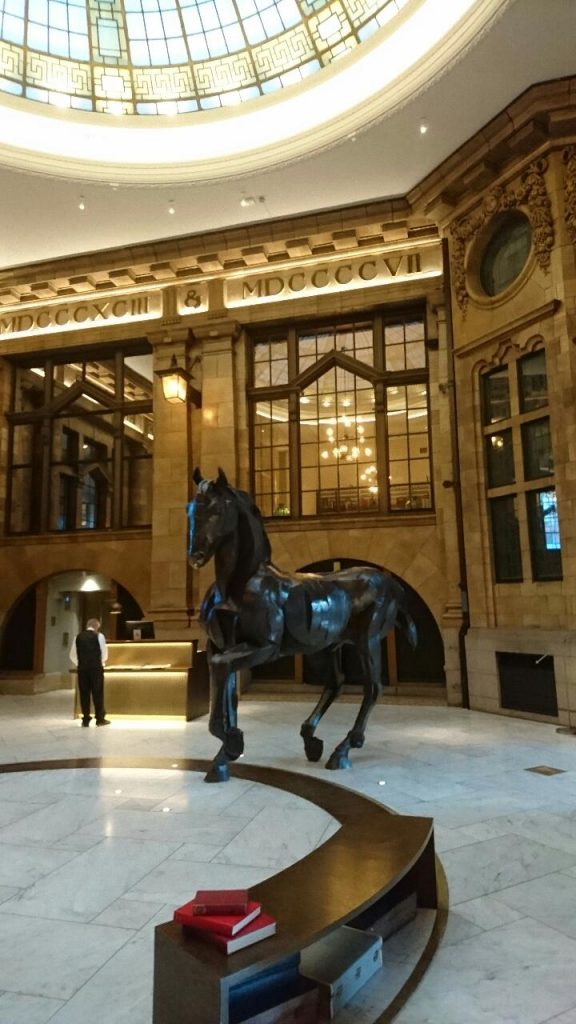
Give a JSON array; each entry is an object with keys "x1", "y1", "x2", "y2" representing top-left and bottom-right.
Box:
[{"x1": 70, "y1": 618, "x2": 109, "y2": 727}]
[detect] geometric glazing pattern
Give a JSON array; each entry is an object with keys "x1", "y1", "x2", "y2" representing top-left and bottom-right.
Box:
[{"x1": 0, "y1": 0, "x2": 407, "y2": 113}]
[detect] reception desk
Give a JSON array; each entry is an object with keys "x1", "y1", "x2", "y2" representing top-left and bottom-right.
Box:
[{"x1": 73, "y1": 640, "x2": 210, "y2": 721}]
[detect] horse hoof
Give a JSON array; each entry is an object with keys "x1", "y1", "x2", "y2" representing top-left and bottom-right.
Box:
[
  {"x1": 349, "y1": 731, "x2": 365, "y2": 749},
  {"x1": 303, "y1": 735, "x2": 324, "y2": 763},
  {"x1": 325, "y1": 752, "x2": 352, "y2": 770},
  {"x1": 204, "y1": 763, "x2": 230, "y2": 783}
]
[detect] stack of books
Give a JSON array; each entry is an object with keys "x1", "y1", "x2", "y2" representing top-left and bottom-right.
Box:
[{"x1": 174, "y1": 888, "x2": 277, "y2": 955}]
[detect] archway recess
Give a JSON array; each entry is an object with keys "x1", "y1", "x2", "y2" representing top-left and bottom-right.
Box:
[
  {"x1": 250, "y1": 557, "x2": 445, "y2": 692},
  {"x1": 0, "y1": 571, "x2": 143, "y2": 692}
]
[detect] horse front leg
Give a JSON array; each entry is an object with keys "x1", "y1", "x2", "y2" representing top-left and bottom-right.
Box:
[
  {"x1": 205, "y1": 655, "x2": 244, "y2": 784},
  {"x1": 300, "y1": 649, "x2": 344, "y2": 763},
  {"x1": 325, "y1": 632, "x2": 382, "y2": 770}
]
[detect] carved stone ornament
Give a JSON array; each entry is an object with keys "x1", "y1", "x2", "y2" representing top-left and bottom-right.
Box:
[
  {"x1": 449, "y1": 158, "x2": 554, "y2": 312},
  {"x1": 563, "y1": 146, "x2": 576, "y2": 247}
]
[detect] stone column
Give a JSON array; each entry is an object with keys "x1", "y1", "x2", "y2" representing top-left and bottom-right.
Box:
[
  {"x1": 192, "y1": 317, "x2": 241, "y2": 480},
  {"x1": 189, "y1": 316, "x2": 241, "y2": 610},
  {"x1": 147, "y1": 326, "x2": 195, "y2": 639}
]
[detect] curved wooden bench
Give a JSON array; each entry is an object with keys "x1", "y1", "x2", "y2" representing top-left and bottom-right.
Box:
[
  {"x1": 0, "y1": 757, "x2": 435, "y2": 1023},
  {"x1": 152, "y1": 760, "x2": 436, "y2": 1024}
]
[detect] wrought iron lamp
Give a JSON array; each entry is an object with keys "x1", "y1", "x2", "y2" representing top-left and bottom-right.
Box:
[{"x1": 155, "y1": 354, "x2": 201, "y2": 406}]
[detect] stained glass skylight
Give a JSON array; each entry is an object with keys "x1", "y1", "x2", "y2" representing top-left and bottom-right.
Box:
[{"x1": 0, "y1": 0, "x2": 409, "y2": 115}]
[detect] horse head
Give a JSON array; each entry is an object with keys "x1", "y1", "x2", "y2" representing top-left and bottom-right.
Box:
[{"x1": 188, "y1": 467, "x2": 238, "y2": 568}]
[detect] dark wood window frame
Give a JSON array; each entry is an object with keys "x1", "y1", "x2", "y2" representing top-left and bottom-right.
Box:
[
  {"x1": 481, "y1": 345, "x2": 562, "y2": 583},
  {"x1": 5, "y1": 345, "x2": 153, "y2": 536},
  {"x1": 247, "y1": 307, "x2": 434, "y2": 519}
]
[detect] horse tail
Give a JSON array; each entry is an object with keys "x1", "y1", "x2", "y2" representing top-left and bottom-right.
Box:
[{"x1": 396, "y1": 603, "x2": 418, "y2": 649}]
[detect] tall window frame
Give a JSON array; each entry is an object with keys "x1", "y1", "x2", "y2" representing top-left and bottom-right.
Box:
[
  {"x1": 481, "y1": 345, "x2": 562, "y2": 583},
  {"x1": 5, "y1": 343, "x2": 154, "y2": 535},
  {"x1": 248, "y1": 308, "x2": 434, "y2": 518}
]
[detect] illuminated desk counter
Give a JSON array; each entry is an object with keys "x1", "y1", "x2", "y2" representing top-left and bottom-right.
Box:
[{"x1": 74, "y1": 640, "x2": 209, "y2": 721}]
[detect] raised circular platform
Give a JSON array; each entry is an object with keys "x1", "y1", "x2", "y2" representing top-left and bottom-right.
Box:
[{"x1": 0, "y1": 757, "x2": 441, "y2": 1024}]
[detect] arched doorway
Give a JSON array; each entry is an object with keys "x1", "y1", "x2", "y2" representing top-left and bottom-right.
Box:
[
  {"x1": 0, "y1": 572, "x2": 144, "y2": 691},
  {"x1": 250, "y1": 558, "x2": 445, "y2": 692}
]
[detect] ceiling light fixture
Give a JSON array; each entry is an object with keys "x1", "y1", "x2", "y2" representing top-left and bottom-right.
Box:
[
  {"x1": 240, "y1": 195, "x2": 256, "y2": 208},
  {"x1": 419, "y1": 122, "x2": 428, "y2": 134},
  {"x1": 168, "y1": 199, "x2": 175, "y2": 214},
  {"x1": 78, "y1": 195, "x2": 85, "y2": 210}
]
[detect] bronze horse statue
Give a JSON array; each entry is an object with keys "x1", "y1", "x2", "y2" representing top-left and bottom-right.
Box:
[{"x1": 188, "y1": 468, "x2": 417, "y2": 783}]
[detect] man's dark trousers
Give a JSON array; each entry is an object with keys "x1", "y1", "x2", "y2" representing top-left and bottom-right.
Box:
[{"x1": 76, "y1": 630, "x2": 105, "y2": 723}]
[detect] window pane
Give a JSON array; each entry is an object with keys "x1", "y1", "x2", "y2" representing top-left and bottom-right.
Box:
[
  {"x1": 387, "y1": 384, "x2": 432, "y2": 511},
  {"x1": 522, "y1": 418, "x2": 553, "y2": 480},
  {"x1": 252, "y1": 339, "x2": 288, "y2": 386},
  {"x1": 14, "y1": 366, "x2": 46, "y2": 412},
  {"x1": 253, "y1": 399, "x2": 290, "y2": 514},
  {"x1": 124, "y1": 353, "x2": 153, "y2": 403},
  {"x1": 53, "y1": 360, "x2": 85, "y2": 391},
  {"x1": 482, "y1": 367, "x2": 510, "y2": 424},
  {"x1": 334, "y1": 323, "x2": 374, "y2": 366},
  {"x1": 486, "y1": 429, "x2": 514, "y2": 487},
  {"x1": 490, "y1": 495, "x2": 522, "y2": 582},
  {"x1": 8, "y1": 347, "x2": 153, "y2": 535},
  {"x1": 50, "y1": 413, "x2": 113, "y2": 530},
  {"x1": 84, "y1": 357, "x2": 116, "y2": 396},
  {"x1": 303, "y1": 367, "x2": 377, "y2": 516},
  {"x1": 9, "y1": 467, "x2": 33, "y2": 533},
  {"x1": 519, "y1": 351, "x2": 548, "y2": 412},
  {"x1": 298, "y1": 328, "x2": 336, "y2": 373},
  {"x1": 54, "y1": 425, "x2": 79, "y2": 465},
  {"x1": 480, "y1": 213, "x2": 532, "y2": 296},
  {"x1": 12, "y1": 423, "x2": 36, "y2": 467},
  {"x1": 527, "y1": 488, "x2": 562, "y2": 580},
  {"x1": 384, "y1": 317, "x2": 426, "y2": 371},
  {"x1": 55, "y1": 473, "x2": 76, "y2": 531}
]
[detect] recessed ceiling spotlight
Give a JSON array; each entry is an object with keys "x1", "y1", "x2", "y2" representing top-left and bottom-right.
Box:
[
  {"x1": 78, "y1": 195, "x2": 85, "y2": 211},
  {"x1": 240, "y1": 195, "x2": 256, "y2": 208},
  {"x1": 168, "y1": 199, "x2": 175, "y2": 214},
  {"x1": 419, "y1": 122, "x2": 428, "y2": 135}
]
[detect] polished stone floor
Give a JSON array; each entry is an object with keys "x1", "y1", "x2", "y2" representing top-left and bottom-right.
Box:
[{"x1": 0, "y1": 691, "x2": 576, "y2": 1023}]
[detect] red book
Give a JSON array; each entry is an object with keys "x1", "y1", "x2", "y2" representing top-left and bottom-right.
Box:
[
  {"x1": 187, "y1": 889, "x2": 250, "y2": 916},
  {"x1": 192, "y1": 912, "x2": 277, "y2": 955},
  {"x1": 175, "y1": 900, "x2": 262, "y2": 936}
]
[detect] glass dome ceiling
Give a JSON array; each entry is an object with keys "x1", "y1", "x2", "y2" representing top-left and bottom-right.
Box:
[{"x1": 0, "y1": 0, "x2": 409, "y2": 115}]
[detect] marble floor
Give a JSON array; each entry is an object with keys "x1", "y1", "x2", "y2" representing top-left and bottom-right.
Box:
[{"x1": 0, "y1": 692, "x2": 576, "y2": 1023}]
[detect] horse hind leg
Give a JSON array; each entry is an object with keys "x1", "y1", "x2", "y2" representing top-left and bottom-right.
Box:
[
  {"x1": 325, "y1": 631, "x2": 382, "y2": 771},
  {"x1": 300, "y1": 649, "x2": 344, "y2": 763}
]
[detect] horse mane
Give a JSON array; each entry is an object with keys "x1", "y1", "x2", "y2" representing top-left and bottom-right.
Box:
[{"x1": 223, "y1": 485, "x2": 272, "y2": 602}]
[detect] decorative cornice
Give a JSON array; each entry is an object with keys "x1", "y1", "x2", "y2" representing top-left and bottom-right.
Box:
[
  {"x1": 449, "y1": 158, "x2": 554, "y2": 312},
  {"x1": 563, "y1": 145, "x2": 576, "y2": 246},
  {"x1": 0, "y1": 203, "x2": 438, "y2": 309}
]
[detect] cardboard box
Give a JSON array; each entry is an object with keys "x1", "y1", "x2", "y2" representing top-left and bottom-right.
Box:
[{"x1": 299, "y1": 926, "x2": 383, "y2": 1018}]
